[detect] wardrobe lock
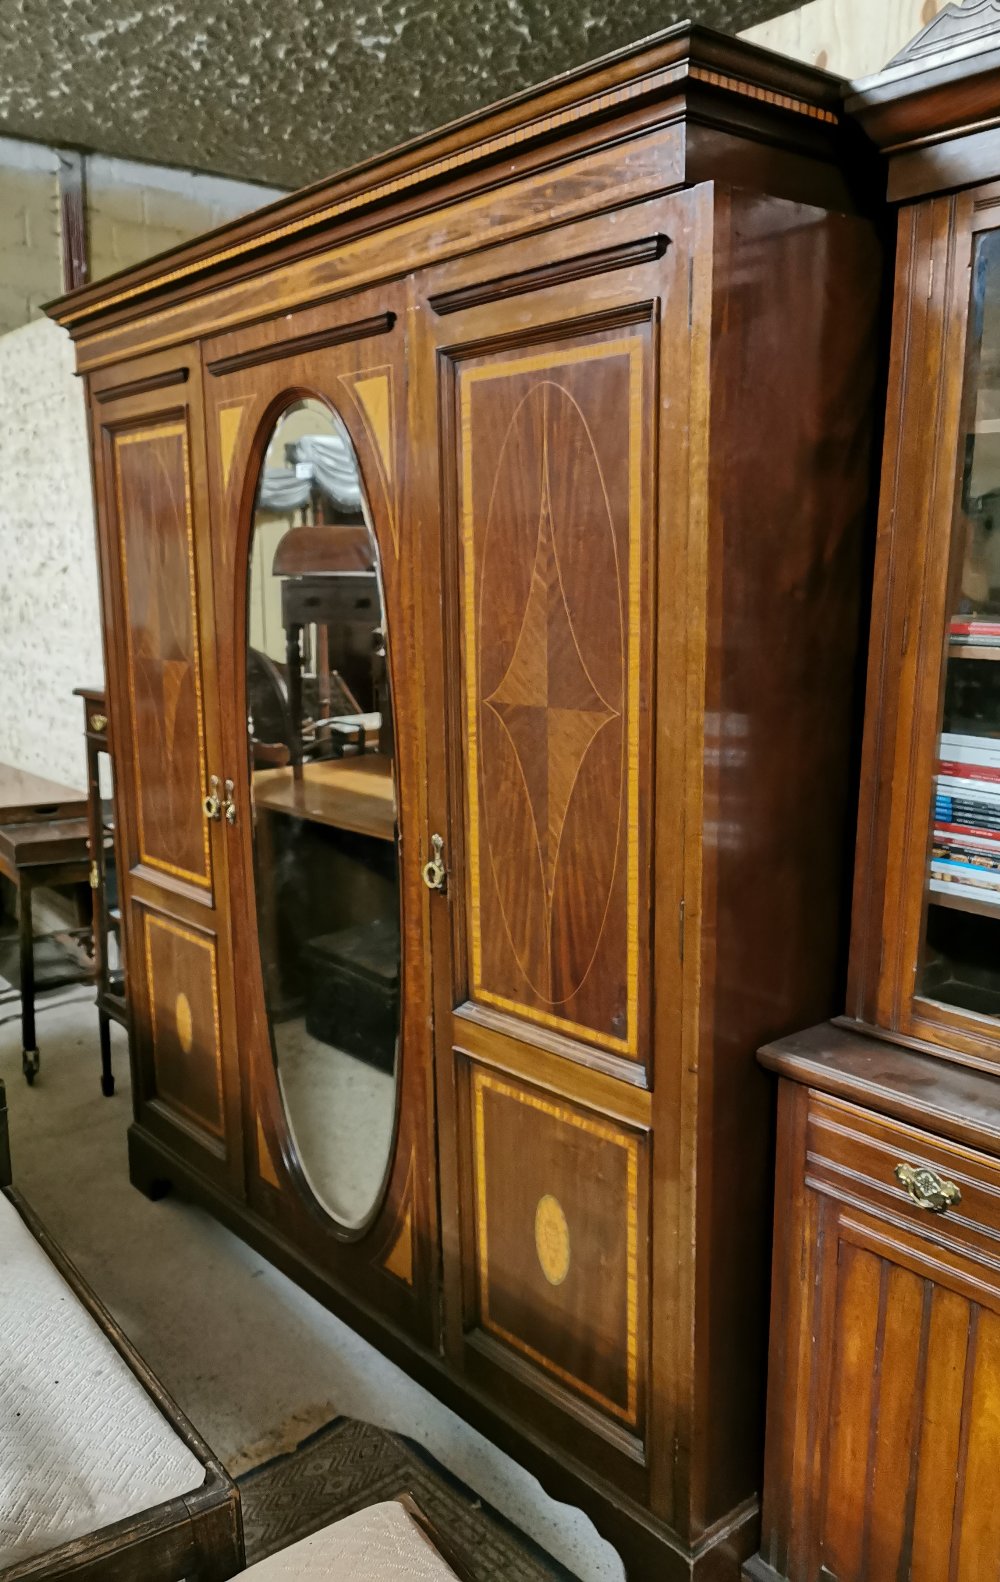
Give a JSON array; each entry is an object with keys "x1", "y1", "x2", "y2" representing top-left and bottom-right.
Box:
[
  {"x1": 203, "y1": 775, "x2": 222, "y2": 821},
  {"x1": 421, "y1": 833, "x2": 447, "y2": 894},
  {"x1": 223, "y1": 779, "x2": 237, "y2": 826}
]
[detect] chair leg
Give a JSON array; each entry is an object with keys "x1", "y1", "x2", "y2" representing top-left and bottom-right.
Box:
[
  {"x1": 99, "y1": 1011, "x2": 114, "y2": 1097},
  {"x1": 19, "y1": 882, "x2": 38, "y2": 1086}
]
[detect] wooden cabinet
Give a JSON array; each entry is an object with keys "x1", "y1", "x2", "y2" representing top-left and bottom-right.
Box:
[
  {"x1": 49, "y1": 24, "x2": 881, "y2": 1578},
  {"x1": 754, "y1": 1032, "x2": 1000, "y2": 1582},
  {"x1": 749, "y1": 7, "x2": 1000, "y2": 1580}
]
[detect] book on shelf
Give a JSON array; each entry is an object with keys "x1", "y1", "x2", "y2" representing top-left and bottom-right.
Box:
[
  {"x1": 936, "y1": 777, "x2": 1000, "y2": 807},
  {"x1": 935, "y1": 820, "x2": 1000, "y2": 844},
  {"x1": 941, "y1": 730, "x2": 1000, "y2": 753},
  {"x1": 950, "y1": 618, "x2": 1000, "y2": 639},
  {"x1": 929, "y1": 875, "x2": 1000, "y2": 906},
  {"x1": 931, "y1": 847, "x2": 1000, "y2": 876},
  {"x1": 924, "y1": 873, "x2": 1000, "y2": 898},
  {"x1": 934, "y1": 827, "x2": 1000, "y2": 855},
  {"x1": 939, "y1": 760, "x2": 1000, "y2": 783},
  {"x1": 939, "y1": 732, "x2": 1000, "y2": 776}
]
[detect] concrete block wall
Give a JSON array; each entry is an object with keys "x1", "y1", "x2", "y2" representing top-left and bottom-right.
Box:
[
  {"x1": 0, "y1": 139, "x2": 63, "y2": 336},
  {"x1": 0, "y1": 136, "x2": 281, "y2": 335},
  {"x1": 87, "y1": 154, "x2": 282, "y2": 281}
]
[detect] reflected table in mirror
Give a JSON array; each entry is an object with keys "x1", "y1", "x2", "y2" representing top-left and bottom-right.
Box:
[{"x1": 252, "y1": 755, "x2": 396, "y2": 842}]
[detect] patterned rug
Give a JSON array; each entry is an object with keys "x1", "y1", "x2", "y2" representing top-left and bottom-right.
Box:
[{"x1": 237, "y1": 1417, "x2": 571, "y2": 1580}]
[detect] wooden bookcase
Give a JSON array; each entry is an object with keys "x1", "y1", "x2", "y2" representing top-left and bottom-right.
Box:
[{"x1": 749, "y1": 6, "x2": 1000, "y2": 1579}]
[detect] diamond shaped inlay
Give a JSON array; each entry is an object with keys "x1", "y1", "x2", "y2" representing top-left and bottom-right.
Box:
[{"x1": 484, "y1": 430, "x2": 618, "y2": 906}]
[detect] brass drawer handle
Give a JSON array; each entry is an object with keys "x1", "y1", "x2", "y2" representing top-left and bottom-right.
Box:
[
  {"x1": 89, "y1": 712, "x2": 107, "y2": 733},
  {"x1": 895, "y1": 1161, "x2": 961, "y2": 1214}
]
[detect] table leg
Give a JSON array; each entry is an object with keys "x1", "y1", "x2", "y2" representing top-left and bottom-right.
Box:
[
  {"x1": 99, "y1": 1010, "x2": 114, "y2": 1097},
  {"x1": 19, "y1": 879, "x2": 39, "y2": 1085}
]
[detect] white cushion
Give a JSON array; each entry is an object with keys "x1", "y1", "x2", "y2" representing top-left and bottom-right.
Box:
[
  {"x1": 0, "y1": 1191, "x2": 205, "y2": 1567},
  {"x1": 242, "y1": 1501, "x2": 460, "y2": 1579}
]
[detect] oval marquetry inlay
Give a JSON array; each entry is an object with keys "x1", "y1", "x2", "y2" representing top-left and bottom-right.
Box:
[
  {"x1": 175, "y1": 991, "x2": 193, "y2": 1054},
  {"x1": 534, "y1": 1193, "x2": 570, "y2": 1286}
]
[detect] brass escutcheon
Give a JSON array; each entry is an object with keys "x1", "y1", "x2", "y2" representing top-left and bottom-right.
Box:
[
  {"x1": 203, "y1": 775, "x2": 222, "y2": 821},
  {"x1": 422, "y1": 833, "x2": 447, "y2": 893}
]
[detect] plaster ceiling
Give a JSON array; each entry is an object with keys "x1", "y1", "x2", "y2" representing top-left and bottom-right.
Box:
[{"x1": 0, "y1": 0, "x2": 795, "y2": 190}]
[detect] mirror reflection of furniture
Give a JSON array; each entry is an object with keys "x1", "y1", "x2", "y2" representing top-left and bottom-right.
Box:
[
  {"x1": 75, "y1": 687, "x2": 127, "y2": 1096},
  {"x1": 249, "y1": 400, "x2": 400, "y2": 1229},
  {"x1": 273, "y1": 522, "x2": 385, "y2": 773}
]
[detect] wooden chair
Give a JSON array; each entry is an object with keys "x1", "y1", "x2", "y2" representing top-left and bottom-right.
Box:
[{"x1": 0, "y1": 1081, "x2": 244, "y2": 1582}]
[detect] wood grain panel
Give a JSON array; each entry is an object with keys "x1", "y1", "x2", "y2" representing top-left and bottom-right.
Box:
[
  {"x1": 819, "y1": 1242, "x2": 883, "y2": 1580},
  {"x1": 142, "y1": 908, "x2": 224, "y2": 1140},
  {"x1": 954, "y1": 1307, "x2": 1000, "y2": 1580},
  {"x1": 467, "y1": 1060, "x2": 645, "y2": 1426},
  {"x1": 455, "y1": 330, "x2": 646, "y2": 1057},
  {"x1": 112, "y1": 420, "x2": 211, "y2": 890},
  {"x1": 910, "y1": 1285, "x2": 968, "y2": 1582}
]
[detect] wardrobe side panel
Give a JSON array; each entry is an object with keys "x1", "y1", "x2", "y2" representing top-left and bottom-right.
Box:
[{"x1": 692, "y1": 190, "x2": 883, "y2": 1532}]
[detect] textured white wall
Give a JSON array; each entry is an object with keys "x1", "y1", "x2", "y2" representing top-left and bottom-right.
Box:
[{"x1": 0, "y1": 315, "x2": 101, "y2": 789}]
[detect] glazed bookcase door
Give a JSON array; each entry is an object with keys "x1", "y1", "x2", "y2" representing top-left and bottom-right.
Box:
[
  {"x1": 203, "y1": 287, "x2": 437, "y2": 1343},
  {"x1": 89, "y1": 346, "x2": 244, "y2": 1193},
  {"x1": 851, "y1": 184, "x2": 1000, "y2": 1068},
  {"x1": 413, "y1": 200, "x2": 689, "y2": 1497}
]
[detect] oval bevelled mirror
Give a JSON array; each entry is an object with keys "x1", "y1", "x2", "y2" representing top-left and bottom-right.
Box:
[{"x1": 246, "y1": 398, "x2": 399, "y2": 1229}]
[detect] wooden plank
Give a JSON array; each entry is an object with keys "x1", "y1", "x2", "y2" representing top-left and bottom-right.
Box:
[{"x1": 740, "y1": 0, "x2": 948, "y2": 80}]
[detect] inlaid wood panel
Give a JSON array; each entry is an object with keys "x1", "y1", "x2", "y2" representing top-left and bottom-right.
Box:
[
  {"x1": 111, "y1": 420, "x2": 211, "y2": 890},
  {"x1": 141, "y1": 907, "x2": 224, "y2": 1141},
  {"x1": 464, "y1": 1059, "x2": 647, "y2": 1427},
  {"x1": 453, "y1": 329, "x2": 648, "y2": 1058}
]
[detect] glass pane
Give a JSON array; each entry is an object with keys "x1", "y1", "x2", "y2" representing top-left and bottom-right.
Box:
[
  {"x1": 920, "y1": 229, "x2": 1000, "y2": 1017},
  {"x1": 246, "y1": 398, "x2": 399, "y2": 1226}
]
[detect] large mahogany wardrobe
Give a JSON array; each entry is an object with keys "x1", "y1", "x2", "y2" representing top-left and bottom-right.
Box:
[{"x1": 50, "y1": 26, "x2": 881, "y2": 1579}]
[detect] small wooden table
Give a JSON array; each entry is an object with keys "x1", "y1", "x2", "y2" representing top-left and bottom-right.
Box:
[{"x1": 0, "y1": 766, "x2": 91, "y2": 1086}]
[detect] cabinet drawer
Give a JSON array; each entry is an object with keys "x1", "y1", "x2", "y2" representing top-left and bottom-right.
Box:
[{"x1": 807, "y1": 1092, "x2": 1000, "y2": 1266}]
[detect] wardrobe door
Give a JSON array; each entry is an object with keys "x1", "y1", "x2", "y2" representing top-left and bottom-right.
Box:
[
  {"x1": 202, "y1": 287, "x2": 437, "y2": 1343},
  {"x1": 413, "y1": 200, "x2": 689, "y2": 1494},
  {"x1": 89, "y1": 346, "x2": 244, "y2": 1195}
]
